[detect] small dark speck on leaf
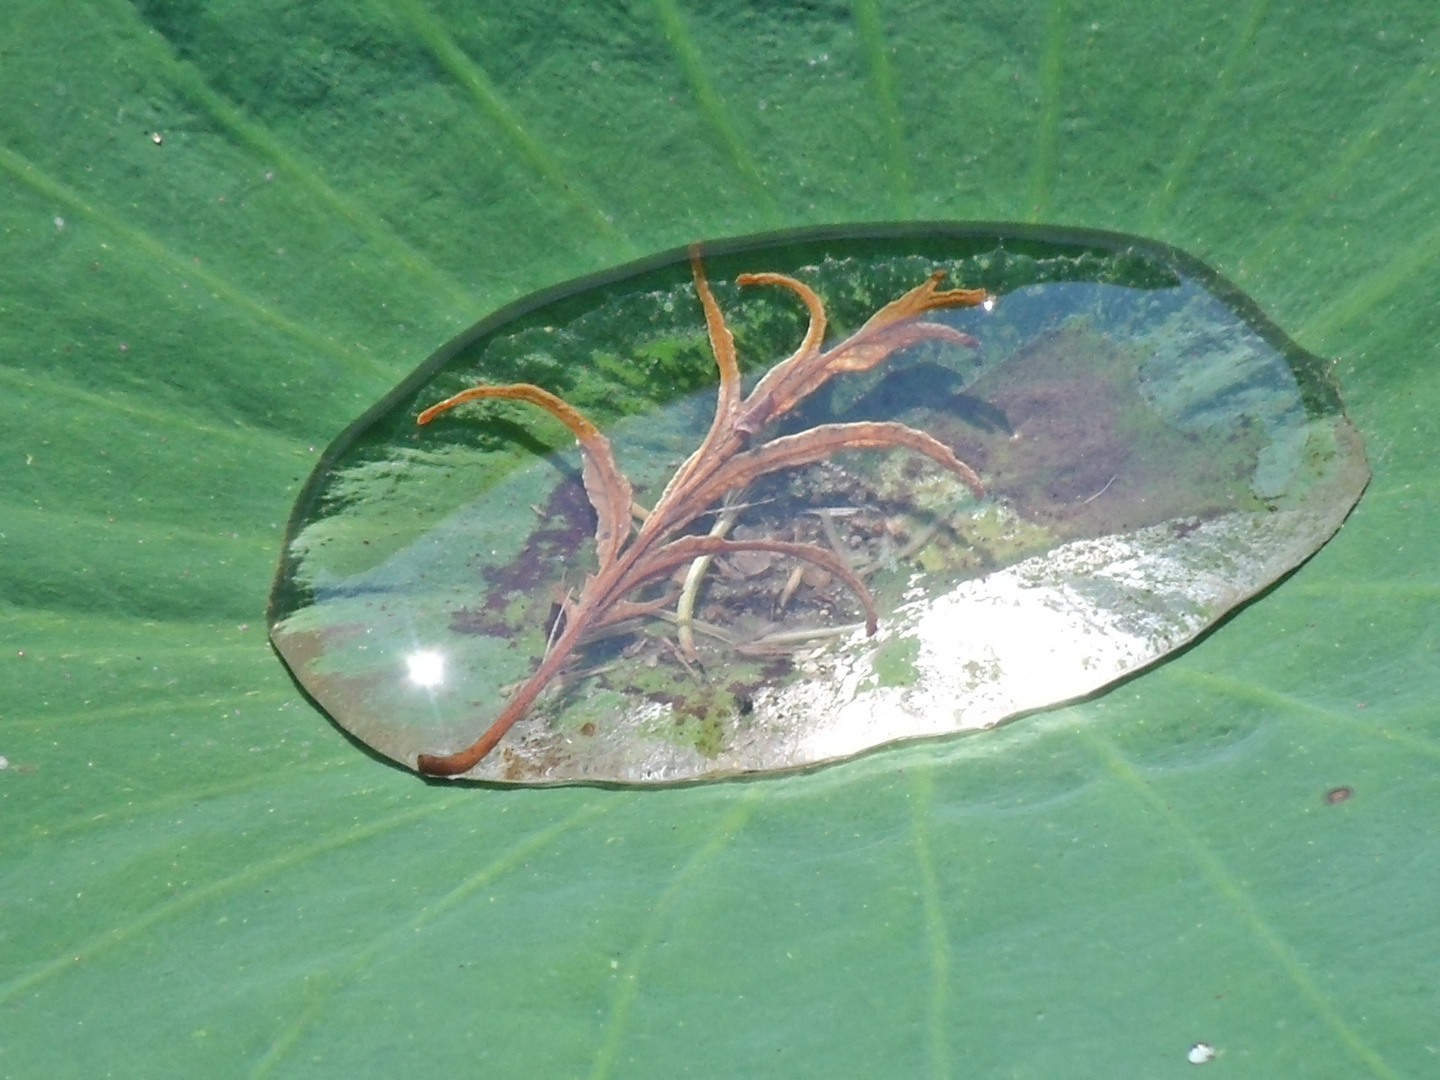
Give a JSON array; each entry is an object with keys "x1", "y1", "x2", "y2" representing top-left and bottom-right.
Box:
[{"x1": 1324, "y1": 786, "x2": 1353, "y2": 805}]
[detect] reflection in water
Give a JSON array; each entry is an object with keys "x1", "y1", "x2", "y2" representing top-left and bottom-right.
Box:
[{"x1": 406, "y1": 650, "x2": 446, "y2": 689}]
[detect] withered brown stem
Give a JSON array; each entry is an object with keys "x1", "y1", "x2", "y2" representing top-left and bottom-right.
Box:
[{"x1": 414, "y1": 249, "x2": 989, "y2": 777}]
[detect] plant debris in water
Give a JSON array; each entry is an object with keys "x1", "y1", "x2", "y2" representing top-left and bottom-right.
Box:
[
  {"x1": 410, "y1": 249, "x2": 990, "y2": 776},
  {"x1": 268, "y1": 226, "x2": 1368, "y2": 784}
]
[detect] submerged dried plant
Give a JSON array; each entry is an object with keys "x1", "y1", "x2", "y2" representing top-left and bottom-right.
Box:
[{"x1": 413, "y1": 250, "x2": 989, "y2": 776}]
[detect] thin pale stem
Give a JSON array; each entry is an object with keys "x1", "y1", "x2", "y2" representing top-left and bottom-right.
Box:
[
  {"x1": 676, "y1": 494, "x2": 743, "y2": 657},
  {"x1": 812, "y1": 509, "x2": 855, "y2": 569}
]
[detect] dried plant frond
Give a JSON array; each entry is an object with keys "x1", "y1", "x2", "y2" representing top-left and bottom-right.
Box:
[{"x1": 413, "y1": 252, "x2": 990, "y2": 776}]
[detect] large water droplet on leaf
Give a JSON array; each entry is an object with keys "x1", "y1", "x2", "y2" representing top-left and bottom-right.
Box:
[{"x1": 268, "y1": 225, "x2": 1367, "y2": 783}]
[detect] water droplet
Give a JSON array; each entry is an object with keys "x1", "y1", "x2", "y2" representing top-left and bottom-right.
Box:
[{"x1": 271, "y1": 225, "x2": 1367, "y2": 783}]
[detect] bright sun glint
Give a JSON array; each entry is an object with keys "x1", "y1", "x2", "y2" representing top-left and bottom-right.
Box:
[{"x1": 406, "y1": 650, "x2": 445, "y2": 688}]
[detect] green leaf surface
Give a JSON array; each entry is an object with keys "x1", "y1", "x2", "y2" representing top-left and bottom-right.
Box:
[{"x1": 2, "y1": 2, "x2": 1434, "y2": 1076}]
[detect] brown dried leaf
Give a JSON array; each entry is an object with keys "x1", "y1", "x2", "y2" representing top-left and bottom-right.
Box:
[
  {"x1": 413, "y1": 260, "x2": 986, "y2": 776},
  {"x1": 733, "y1": 272, "x2": 987, "y2": 433},
  {"x1": 417, "y1": 383, "x2": 634, "y2": 569},
  {"x1": 683, "y1": 420, "x2": 985, "y2": 527}
]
